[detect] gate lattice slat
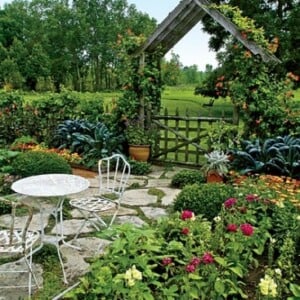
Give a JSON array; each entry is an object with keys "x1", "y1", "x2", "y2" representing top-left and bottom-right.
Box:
[{"x1": 151, "y1": 108, "x2": 234, "y2": 166}]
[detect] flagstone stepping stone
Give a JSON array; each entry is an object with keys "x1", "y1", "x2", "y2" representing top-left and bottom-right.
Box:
[
  {"x1": 70, "y1": 206, "x2": 138, "y2": 218},
  {"x1": 146, "y1": 178, "x2": 171, "y2": 188},
  {"x1": 0, "y1": 259, "x2": 43, "y2": 300},
  {"x1": 116, "y1": 215, "x2": 146, "y2": 227},
  {"x1": 160, "y1": 187, "x2": 181, "y2": 206},
  {"x1": 123, "y1": 189, "x2": 157, "y2": 206},
  {"x1": 140, "y1": 207, "x2": 168, "y2": 220}
]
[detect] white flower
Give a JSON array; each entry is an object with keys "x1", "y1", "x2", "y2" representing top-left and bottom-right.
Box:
[
  {"x1": 259, "y1": 274, "x2": 277, "y2": 297},
  {"x1": 296, "y1": 215, "x2": 300, "y2": 221},
  {"x1": 213, "y1": 216, "x2": 221, "y2": 222},
  {"x1": 274, "y1": 268, "x2": 282, "y2": 276}
]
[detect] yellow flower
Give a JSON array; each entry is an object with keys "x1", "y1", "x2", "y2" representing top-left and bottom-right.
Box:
[
  {"x1": 259, "y1": 274, "x2": 277, "y2": 297},
  {"x1": 131, "y1": 265, "x2": 142, "y2": 280}
]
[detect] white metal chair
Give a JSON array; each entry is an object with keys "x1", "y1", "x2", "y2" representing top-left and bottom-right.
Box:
[
  {"x1": 0, "y1": 197, "x2": 41, "y2": 298},
  {"x1": 70, "y1": 154, "x2": 130, "y2": 240}
]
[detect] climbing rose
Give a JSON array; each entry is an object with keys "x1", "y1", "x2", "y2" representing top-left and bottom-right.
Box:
[
  {"x1": 227, "y1": 223, "x2": 238, "y2": 232},
  {"x1": 185, "y1": 264, "x2": 196, "y2": 273},
  {"x1": 181, "y1": 227, "x2": 190, "y2": 235},
  {"x1": 224, "y1": 198, "x2": 237, "y2": 208},
  {"x1": 181, "y1": 210, "x2": 195, "y2": 221},
  {"x1": 240, "y1": 223, "x2": 254, "y2": 236},
  {"x1": 162, "y1": 257, "x2": 173, "y2": 266},
  {"x1": 202, "y1": 252, "x2": 214, "y2": 264}
]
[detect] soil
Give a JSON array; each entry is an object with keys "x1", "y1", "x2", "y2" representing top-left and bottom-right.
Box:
[{"x1": 72, "y1": 168, "x2": 98, "y2": 178}]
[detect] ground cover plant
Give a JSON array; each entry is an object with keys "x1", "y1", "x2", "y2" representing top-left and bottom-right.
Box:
[{"x1": 65, "y1": 183, "x2": 300, "y2": 299}]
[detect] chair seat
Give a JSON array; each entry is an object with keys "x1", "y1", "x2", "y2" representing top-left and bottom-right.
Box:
[
  {"x1": 0, "y1": 230, "x2": 40, "y2": 255},
  {"x1": 70, "y1": 197, "x2": 117, "y2": 212}
]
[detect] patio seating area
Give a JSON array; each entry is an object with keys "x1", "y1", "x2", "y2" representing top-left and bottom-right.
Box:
[{"x1": 0, "y1": 165, "x2": 183, "y2": 299}]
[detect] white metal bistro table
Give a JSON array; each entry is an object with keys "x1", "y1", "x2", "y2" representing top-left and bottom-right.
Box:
[{"x1": 11, "y1": 173, "x2": 90, "y2": 284}]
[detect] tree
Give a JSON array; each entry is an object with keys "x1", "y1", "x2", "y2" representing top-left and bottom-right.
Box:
[{"x1": 161, "y1": 52, "x2": 182, "y2": 86}]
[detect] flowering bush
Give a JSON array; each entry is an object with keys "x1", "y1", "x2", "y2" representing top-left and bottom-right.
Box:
[{"x1": 66, "y1": 189, "x2": 300, "y2": 299}]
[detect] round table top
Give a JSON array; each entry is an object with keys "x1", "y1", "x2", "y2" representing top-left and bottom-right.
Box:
[{"x1": 11, "y1": 173, "x2": 90, "y2": 197}]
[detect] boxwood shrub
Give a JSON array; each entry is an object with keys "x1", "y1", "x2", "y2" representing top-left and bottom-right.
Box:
[
  {"x1": 11, "y1": 151, "x2": 72, "y2": 177},
  {"x1": 171, "y1": 169, "x2": 206, "y2": 188},
  {"x1": 173, "y1": 183, "x2": 236, "y2": 221}
]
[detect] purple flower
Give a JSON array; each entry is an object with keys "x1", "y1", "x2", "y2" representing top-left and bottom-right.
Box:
[
  {"x1": 245, "y1": 194, "x2": 259, "y2": 202},
  {"x1": 240, "y1": 223, "x2": 254, "y2": 236},
  {"x1": 190, "y1": 257, "x2": 201, "y2": 266},
  {"x1": 185, "y1": 264, "x2": 196, "y2": 273},
  {"x1": 202, "y1": 252, "x2": 214, "y2": 264},
  {"x1": 227, "y1": 223, "x2": 238, "y2": 232},
  {"x1": 181, "y1": 227, "x2": 190, "y2": 235},
  {"x1": 162, "y1": 257, "x2": 173, "y2": 266},
  {"x1": 224, "y1": 198, "x2": 237, "y2": 208},
  {"x1": 181, "y1": 210, "x2": 195, "y2": 220}
]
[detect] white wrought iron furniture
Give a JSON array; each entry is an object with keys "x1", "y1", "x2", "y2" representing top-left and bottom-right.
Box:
[
  {"x1": 11, "y1": 174, "x2": 90, "y2": 284},
  {"x1": 70, "y1": 154, "x2": 130, "y2": 240},
  {"x1": 0, "y1": 197, "x2": 41, "y2": 297}
]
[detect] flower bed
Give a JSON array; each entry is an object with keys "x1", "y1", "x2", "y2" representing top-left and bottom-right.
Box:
[{"x1": 65, "y1": 189, "x2": 300, "y2": 299}]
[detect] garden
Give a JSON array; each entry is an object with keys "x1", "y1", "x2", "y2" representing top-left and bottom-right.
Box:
[{"x1": 0, "y1": 2, "x2": 299, "y2": 299}]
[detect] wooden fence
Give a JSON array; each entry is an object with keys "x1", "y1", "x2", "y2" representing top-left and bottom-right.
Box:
[{"x1": 151, "y1": 108, "x2": 235, "y2": 167}]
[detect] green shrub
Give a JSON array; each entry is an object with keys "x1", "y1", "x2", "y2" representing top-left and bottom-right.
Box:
[
  {"x1": 11, "y1": 151, "x2": 72, "y2": 177},
  {"x1": 171, "y1": 169, "x2": 206, "y2": 188},
  {"x1": 129, "y1": 160, "x2": 151, "y2": 175},
  {"x1": 173, "y1": 183, "x2": 236, "y2": 221}
]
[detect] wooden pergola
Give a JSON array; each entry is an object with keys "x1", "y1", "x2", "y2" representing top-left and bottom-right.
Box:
[{"x1": 133, "y1": 0, "x2": 280, "y2": 126}]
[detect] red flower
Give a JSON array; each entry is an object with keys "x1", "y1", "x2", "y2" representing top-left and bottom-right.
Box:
[
  {"x1": 202, "y1": 252, "x2": 214, "y2": 264},
  {"x1": 185, "y1": 264, "x2": 196, "y2": 273},
  {"x1": 162, "y1": 257, "x2": 173, "y2": 266},
  {"x1": 181, "y1": 227, "x2": 190, "y2": 235},
  {"x1": 190, "y1": 257, "x2": 201, "y2": 266},
  {"x1": 224, "y1": 198, "x2": 237, "y2": 208},
  {"x1": 240, "y1": 223, "x2": 254, "y2": 236},
  {"x1": 246, "y1": 194, "x2": 259, "y2": 202},
  {"x1": 226, "y1": 223, "x2": 238, "y2": 232},
  {"x1": 181, "y1": 210, "x2": 195, "y2": 220}
]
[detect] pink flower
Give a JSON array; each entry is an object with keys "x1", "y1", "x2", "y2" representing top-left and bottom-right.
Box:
[
  {"x1": 181, "y1": 227, "x2": 190, "y2": 235},
  {"x1": 240, "y1": 223, "x2": 254, "y2": 236},
  {"x1": 226, "y1": 223, "x2": 238, "y2": 232},
  {"x1": 224, "y1": 198, "x2": 237, "y2": 208},
  {"x1": 162, "y1": 257, "x2": 173, "y2": 266},
  {"x1": 190, "y1": 257, "x2": 201, "y2": 266},
  {"x1": 181, "y1": 210, "x2": 195, "y2": 221},
  {"x1": 202, "y1": 252, "x2": 214, "y2": 264},
  {"x1": 246, "y1": 194, "x2": 259, "y2": 202},
  {"x1": 185, "y1": 264, "x2": 196, "y2": 273}
]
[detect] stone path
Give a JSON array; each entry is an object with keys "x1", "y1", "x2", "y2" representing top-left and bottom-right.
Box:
[{"x1": 0, "y1": 165, "x2": 183, "y2": 299}]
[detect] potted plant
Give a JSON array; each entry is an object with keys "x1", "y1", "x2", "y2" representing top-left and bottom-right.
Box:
[
  {"x1": 125, "y1": 126, "x2": 152, "y2": 161},
  {"x1": 202, "y1": 150, "x2": 230, "y2": 183}
]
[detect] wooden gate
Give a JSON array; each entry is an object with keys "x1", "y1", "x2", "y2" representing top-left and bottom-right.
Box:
[{"x1": 151, "y1": 108, "x2": 234, "y2": 167}]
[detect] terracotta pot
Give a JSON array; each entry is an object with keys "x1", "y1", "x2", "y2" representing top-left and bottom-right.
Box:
[
  {"x1": 128, "y1": 145, "x2": 150, "y2": 161},
  {"x1": 206, "y1": 170, "x2": 224, "y2": 183}
]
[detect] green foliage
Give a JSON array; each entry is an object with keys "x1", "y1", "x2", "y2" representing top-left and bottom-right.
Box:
[
  {"x1": 11, "y1": 151, "x2": 72, "y2": 177},
  {"x1": 125, "y1": 126, "x2": 152, "y2": 145},
  {"x1": 129, "y1": 160, "x2": 151, "y2": 175},
  {"x1": 0, "y1": 149, "x2": 20, "y2": 173},
  {"x1": 66, "y1": 188, "x2": 300, "y2": 299},
  {"x1": 173, "y1": 183, "x2": 236, "y2": 221},
  {"x1": 232, "y1": 135, "x2": 300, "y2": 178},
  {"x1": 171, "y1": 169, "x2": 206, "y2": 188}
]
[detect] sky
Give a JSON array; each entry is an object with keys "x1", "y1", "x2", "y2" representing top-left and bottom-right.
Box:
[{"x1": 0, "y1": 0, "x2": 218, "y2": 71}]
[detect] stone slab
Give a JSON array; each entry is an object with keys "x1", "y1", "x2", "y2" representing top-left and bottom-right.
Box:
[
  {"x1": 123, "y1": 189, "x2": 157, "y2": 206},
  {"x1": 140, "y1": 207, "x2": 168, "y2": 220},
  {"x1": 146, "y1": 179, "x2": 171, "y2": 188},
  {"x1": 160, "y1": 187, "x2": 181, "y2": 206},
  {"x1": 116, "y1": 216, "x2": 146, "y2": 227}
]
